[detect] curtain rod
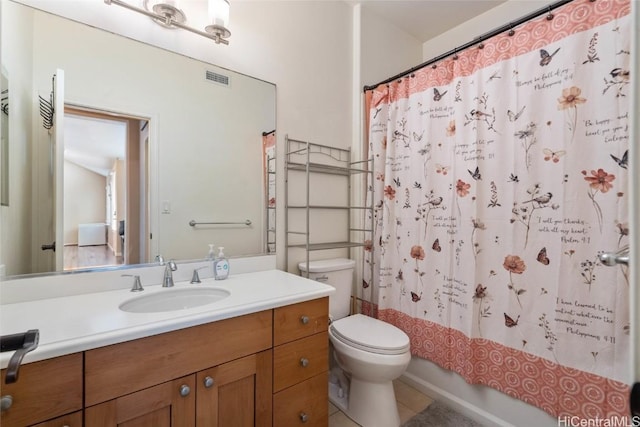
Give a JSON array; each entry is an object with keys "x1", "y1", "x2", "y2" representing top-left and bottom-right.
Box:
[{"x1": 363, "y1": 0, "x2": 579, "y2": 92}]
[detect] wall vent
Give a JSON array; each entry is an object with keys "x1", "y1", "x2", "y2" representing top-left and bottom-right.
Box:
[{"x1": 205, "y1": 70, "x2": 230, "y2": 87}]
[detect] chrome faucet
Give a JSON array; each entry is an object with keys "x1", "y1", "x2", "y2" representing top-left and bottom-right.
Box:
[
  {"x1": 163, "y1": 260, "x2": 178, "y2": 287},
  {"x1": 155, "y1": 254, "x2": 165, "y2": 265},
  {"x1": 122, "y1": 274, "x2": 144, "y2": 292},
  {"x1": 190, "y1": 266, "x2": 207, "y2": 284}
]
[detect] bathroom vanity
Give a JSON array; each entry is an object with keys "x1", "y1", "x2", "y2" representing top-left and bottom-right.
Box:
[{"x1": 0, "y1": 268, "x2": 333, "y2": 426}]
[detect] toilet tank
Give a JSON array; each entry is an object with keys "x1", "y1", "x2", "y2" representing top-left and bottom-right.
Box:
[{"x1": 298, "y1": 258, "x2": 356, "y2": 320}]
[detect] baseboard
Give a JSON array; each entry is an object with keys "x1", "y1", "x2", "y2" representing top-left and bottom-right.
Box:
[{"x1": 399, "y1": 371, "x2": 515, "y2": 427}]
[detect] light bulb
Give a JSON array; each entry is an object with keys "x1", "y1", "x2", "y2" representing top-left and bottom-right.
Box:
[{"x1": 208, "y1": 0, "x2": 230, "y2": 29}]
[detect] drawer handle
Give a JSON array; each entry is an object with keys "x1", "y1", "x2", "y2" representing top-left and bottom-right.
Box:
[
  {"x1": 179, "y1": 384, "x2": 191, "y2": 397},
  {"x1": 300, "y1": 357, "x2": 309, "y2": 368},
  {"x1": 0, "y1": 395, "x2": 12, "y2": 412},
  {"x1": 299, "y1": 412, "x2": 309, "y2": 423},
  {"x1": 203, "y1": 376, "x2": 215, "y2": 388},
  {"x1": 300, "y1": 315, "x2": 310, "y2": 325}
]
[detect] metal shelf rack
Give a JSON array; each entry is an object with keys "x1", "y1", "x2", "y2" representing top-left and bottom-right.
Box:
[
  {"x1": 266, "y1": 154, "x2": 276, "y2": 253},
  {"x1": 284, "y1": 135, "x2": 374, "y2": 279}
]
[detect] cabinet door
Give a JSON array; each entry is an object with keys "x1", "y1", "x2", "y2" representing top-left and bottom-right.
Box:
[
  {"x1": 196, "y1": 350, "x2": 272, "y2": 427},
  {"x1": 84, "y1": 375, "x2": 195, "y2": 427}
]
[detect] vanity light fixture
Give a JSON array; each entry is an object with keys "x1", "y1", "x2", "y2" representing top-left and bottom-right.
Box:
[{"x1": 104, "y1": 0, "x2": 231, "y2": 45}]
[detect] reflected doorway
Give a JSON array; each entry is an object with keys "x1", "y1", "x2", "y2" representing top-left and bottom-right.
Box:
[{"x1": 62, "y1": 106, "x2": 149, "y2": 270}]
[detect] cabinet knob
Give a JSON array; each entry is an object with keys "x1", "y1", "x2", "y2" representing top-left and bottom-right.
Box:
[
  {"x1": 300, "y1": 315, "x2": 310, "y2": 325},
  {"x1": 300, "y1": 357, "x2": 309, "y2": 368},
  {"x1": 179, "y1": 384, "x2": 191, "y2": 397},
  {"x1": 203, "y1": 376, "x2": 215, "y2": 388},
  {"x1": 0, "y1": 395, "x2": 12, "y2": 412},
  {"x1": 299, "y1": 412, "x2": 309, "y2": 423}
]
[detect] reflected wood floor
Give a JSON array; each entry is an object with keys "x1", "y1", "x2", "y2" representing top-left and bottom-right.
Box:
[{"x1": 64, "y1": 244, "x2": 123, "y2": 270}]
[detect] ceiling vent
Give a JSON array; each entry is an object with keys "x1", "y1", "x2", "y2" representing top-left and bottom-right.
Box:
[{"x1": 205, "y1": 70, "x2": 230, "y2": 87}]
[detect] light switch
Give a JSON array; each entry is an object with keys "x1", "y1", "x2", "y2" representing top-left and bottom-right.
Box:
[{"x1": 162, "y1": 200, "x2": 171, "y2": 214}]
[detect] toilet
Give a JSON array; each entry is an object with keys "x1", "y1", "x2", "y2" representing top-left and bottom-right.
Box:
[{"x1": 299, "y1": 258, "x2": 411, "y2": 427}]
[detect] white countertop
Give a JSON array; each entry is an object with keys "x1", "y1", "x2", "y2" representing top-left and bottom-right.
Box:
[{"x1": 0, "y1": 269, "x2": 334, "y2": 369}]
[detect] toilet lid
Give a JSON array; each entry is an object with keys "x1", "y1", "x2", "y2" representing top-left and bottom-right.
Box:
[{"x1": 330, "y1": 314, "x2": 410, "y2": 355}]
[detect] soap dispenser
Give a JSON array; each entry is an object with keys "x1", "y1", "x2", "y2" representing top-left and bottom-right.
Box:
[
  {"x1": 213, "y1": 247, "x2": 230, "y2": 280},
  {"x1": 207, "y1": 244, "x2": 216, "y2": 260}
]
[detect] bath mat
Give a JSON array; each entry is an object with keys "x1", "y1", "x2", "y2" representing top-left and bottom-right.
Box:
[{"x1": 402, "y1": 401, "x2": 484, "y2": 427}]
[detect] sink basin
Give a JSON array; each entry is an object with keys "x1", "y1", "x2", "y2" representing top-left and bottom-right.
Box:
[{"x1": 119, "y1": 287, "x2": 230, "y2": 313}]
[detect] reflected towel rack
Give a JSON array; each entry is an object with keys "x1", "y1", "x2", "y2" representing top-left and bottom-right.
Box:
[{"x1": 189, "y1": 219, "x2": 252, "y2": 227}]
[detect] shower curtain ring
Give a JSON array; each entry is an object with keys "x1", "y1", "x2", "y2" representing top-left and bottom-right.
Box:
[
  {"x1": 508, "y1": 23, "x2": 515, "y2": 36},
  {"x1": 453, "y1": 48, "x2": 459, "y2": 60},
  {"x1": 546, "y1": 6, "x2": 554, "y2": 20}
]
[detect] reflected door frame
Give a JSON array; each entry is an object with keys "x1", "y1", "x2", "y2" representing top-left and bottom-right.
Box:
[{"x1": 61, "y1": 105, "x2": 151, "y2": 269}]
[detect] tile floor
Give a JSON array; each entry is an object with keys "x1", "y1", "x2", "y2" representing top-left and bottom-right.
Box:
[{"x1": 328, "y1": 379, "x2": 434, "y2": 427}]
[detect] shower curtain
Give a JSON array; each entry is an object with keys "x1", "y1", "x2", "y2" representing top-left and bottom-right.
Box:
[{"x1": 363, "y1": 0, "x2": 631, "y2": 420}]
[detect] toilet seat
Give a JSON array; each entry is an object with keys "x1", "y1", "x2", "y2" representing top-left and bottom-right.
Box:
[{"x1": 330, "y1": 314, "x2": 410, "y2": 355}]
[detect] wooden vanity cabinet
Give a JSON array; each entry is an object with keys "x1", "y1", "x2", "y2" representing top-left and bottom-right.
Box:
[
  {"x1": 273, "y1": 297, "x2": 329, "y2": 427},
  {"x1": 84, "y1": 310, "x2": 273, "y2": 427},
  {"x1": 0, "y1": 353, "x2": 83, "y2": 427},
  {"x1": 1, "y1": 297, "x2": 329, "y2": 427},
  {"x1": 85, "y1": 351, "x2": 273, "y2": 427}
]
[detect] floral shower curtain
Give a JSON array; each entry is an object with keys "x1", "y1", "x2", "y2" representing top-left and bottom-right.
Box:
[{"x1": 363, "y1": 0, "x2": 631, "y2": 420}]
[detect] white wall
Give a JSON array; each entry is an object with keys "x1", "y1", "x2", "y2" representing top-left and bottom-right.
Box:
[
  {"x1": 360, "y1": 6, "x2": 423, "y2": 88},
  {"x1": 422, "y1": 0, "x2": 551, "y2": 60},
  {"x1": 63, "y1": 161, "x2": 107, "y2": 245},
  {"x1": 0, "y1": 1, "x2": 35, "y2": 276}
]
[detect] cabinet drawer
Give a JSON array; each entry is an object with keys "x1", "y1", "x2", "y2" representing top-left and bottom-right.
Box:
[
  {"x1": 85, "y1": 310, "x2": 272, "y2": 406},
  {"x1": 274, "y1": 298, "x2": 328, "y2": 346},
  {"x1": 273, "y1": 372, "x2": 328, "y2": 427},
  {"x1": 31, "y1": 410, "x2": 82, "y2": 427},
  {"x1": 0, "y1": 353, "x2": 83, "y2": 427},
  {"x1": 273, "y1": 331, "x2": 328, "y2": 392}
]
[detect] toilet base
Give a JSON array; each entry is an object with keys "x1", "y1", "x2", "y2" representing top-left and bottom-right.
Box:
[
  {"x1": 328, "y1": 367, "x2": 401, "y2": 427},
  {"x1": 328, "y1": 367, "x2": 349, "y2": 412}
]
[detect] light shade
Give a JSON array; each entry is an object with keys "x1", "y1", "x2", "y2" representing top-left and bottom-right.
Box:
[{"x1": 208, "y1": 0, "x2": 230, "y2": 28}]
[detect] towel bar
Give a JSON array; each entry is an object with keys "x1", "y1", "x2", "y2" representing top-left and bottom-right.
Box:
[{"x1": 189, "y1": 219, "x2": 252, "y2": 227}]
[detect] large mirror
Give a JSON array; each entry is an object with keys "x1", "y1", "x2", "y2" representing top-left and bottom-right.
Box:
[{"x1": 0, "y1": 0, "x2": 276, "y2": 278}]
